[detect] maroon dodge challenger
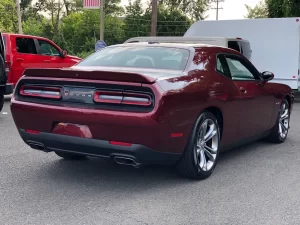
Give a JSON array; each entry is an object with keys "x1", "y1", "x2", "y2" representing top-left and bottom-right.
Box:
[{"x1": 10, "y1": 43, "x2": 294, "y2": 179}]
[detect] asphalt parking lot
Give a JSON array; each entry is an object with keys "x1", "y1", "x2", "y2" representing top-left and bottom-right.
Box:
[{"x1": 1, "y1": 98, "x2": 300, "y2": 225}]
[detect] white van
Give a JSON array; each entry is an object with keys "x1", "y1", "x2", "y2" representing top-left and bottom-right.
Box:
[
  {"x1": 184, "y1": 18, "x2": 300, "y2": 90},
  {"x1": 124, "y1": 36, "x2": 252, "y2": 61}
]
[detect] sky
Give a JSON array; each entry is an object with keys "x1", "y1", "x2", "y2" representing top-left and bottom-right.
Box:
[
  {"x1": 206, "y1": 0, "x2": 261, "y2": 20},
  {"x1": 120, "y1": 0, "x2": 261, "y2": 20}
]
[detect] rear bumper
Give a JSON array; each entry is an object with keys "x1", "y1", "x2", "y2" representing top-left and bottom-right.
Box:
[
  {"x1": 18, "y1": 129, "x2": 182, "y2": 166},
  {"x1": 0, "y1": 83, "x2": 13, "y2": 95},
  {"x1": 11, "y1": 97, "x2": 188, "y2": 154}
]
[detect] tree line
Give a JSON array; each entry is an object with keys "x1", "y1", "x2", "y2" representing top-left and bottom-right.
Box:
[
  {"x1": 245, "y1": 0, "x2": 300, "y2": 19},
  {"x1": 0, "y1": 0, "x2": 213, "y2": 58}
]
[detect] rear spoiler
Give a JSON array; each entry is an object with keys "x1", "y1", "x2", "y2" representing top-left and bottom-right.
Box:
[{"x1": 22, "y1": 68, "x2": 157, "y2": 84}]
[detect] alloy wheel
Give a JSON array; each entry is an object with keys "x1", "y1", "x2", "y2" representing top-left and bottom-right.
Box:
[
  {"x1": 279, "y1": 102, "x2": 289, "y2": 139},
  {"x1": 194, "y1": 119, "x2": 219, "y2": 172}
]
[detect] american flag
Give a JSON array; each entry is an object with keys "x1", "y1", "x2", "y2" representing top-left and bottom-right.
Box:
[{"x1": 83, "y1": 0, "x2": 100, "y2": 9}]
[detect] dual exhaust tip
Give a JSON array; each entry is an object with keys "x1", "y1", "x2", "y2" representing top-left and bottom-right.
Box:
[{"x1": 28, "y1": 141, "x2": 141, "y2": 168}]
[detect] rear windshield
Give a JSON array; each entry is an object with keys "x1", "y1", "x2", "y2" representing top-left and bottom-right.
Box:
[{"x1": 77, "y1": 46, "x2": 190, "y2": 71}]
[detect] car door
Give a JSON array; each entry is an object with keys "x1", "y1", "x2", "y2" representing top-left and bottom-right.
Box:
[
  {"x1": 12, "y1": 36, "x2": 42, "y2": 85},
  {"x1": 35, "y1": 39, "x2": 69, "y2": 68},
  {"x1": 221, "y1": 53, "x2": 275, "y2": 139}
]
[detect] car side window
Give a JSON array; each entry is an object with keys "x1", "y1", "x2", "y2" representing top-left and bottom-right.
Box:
[
  {"x1": 225, "y1": 56, "x2": 256, "y2": 81},
  {"x1": 16, "y1": 38, "x2": 37, "y2": 54},
  {"x1": 216, "y1": 55, "x2": 231, "y2": 78},
  {"x1": 38, "y1": 40, "x2": 60, "y2": 56}
]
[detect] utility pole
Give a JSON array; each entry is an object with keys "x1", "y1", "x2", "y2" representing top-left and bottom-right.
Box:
[
  {"x1": 16, "y1": 0, "x2": 22, "y2": 34},
  {"x1": 151, "y1": 0, "x2": 158, "y2": 36},
  {"x1": 211, "y1": 0, "x2": 224, "y2": 20},
  {"x1": 100, "y1": 0, "x2": 105, "y2": 40}
]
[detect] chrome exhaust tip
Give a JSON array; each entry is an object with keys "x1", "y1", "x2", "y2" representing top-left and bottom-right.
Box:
[
  {"x1": 27, "y1": 142, "x2": 45, "y2": 151},
  {"x1": 114, "y1": 156, "x2": 141, "y2": 168}
]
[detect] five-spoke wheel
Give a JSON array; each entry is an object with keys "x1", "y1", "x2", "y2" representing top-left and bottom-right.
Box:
[
  {"x1": 268, "y1": 99, "x2": 290, "y2": 143},
  {"x1": 195, "y1": 118, "x2": 219, "y2": 172},
  {"x1": 176, "y1": 111, "x2": 220, "y2": 180}
]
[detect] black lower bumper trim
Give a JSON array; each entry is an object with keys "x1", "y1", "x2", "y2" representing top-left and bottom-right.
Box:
[
  {"x1": 19, "y1": 129, "x2": 181, "y2": 166},
  {"x1": 0, "y1": 83, "x2": 13, "y2": 95}
]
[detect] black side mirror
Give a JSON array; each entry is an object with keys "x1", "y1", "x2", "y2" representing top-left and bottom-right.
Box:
[
  {"x1": 60, "y1": 50, "x2": 67, "y2": 58},
  {"x1": 261, "y1": 71, "x2": 274, "y2": 82}
]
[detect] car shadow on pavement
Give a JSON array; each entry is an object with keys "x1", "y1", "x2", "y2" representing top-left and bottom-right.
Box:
[{"x1": 37, "y1": 139, "x2": 272, "y2": 192}]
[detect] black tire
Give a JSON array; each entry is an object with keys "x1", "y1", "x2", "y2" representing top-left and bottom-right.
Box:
[
  {"x1": 55, "y1": 151, "x2": 87, "y2": 160},
  {"x1": 176, "y1": 111, "x2": 221, "y2": 180},
  {"x1": 267, "y1": 99, "x2": 290, "y2": 143},
  {"x1": 0, "y1": 94, "x2": 3, "y2": 112}
]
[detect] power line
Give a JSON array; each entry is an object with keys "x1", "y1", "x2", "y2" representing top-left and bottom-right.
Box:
[{"x1": 211, "y1": 0, "x2": 224, "y2": 20}]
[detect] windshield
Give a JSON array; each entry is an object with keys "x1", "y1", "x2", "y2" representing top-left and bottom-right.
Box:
[{"x1": 77, "y1": 46, "x2": 190, "y2": 71}]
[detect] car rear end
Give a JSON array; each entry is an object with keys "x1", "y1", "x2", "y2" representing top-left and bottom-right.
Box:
[{"x1": 11, "y1": 67, "x2": 189, "y2": 166}]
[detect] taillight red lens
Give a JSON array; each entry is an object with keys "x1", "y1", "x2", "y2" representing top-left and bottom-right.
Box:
[
  {"x1": 5, "y1": 61, "x2": 11, "y2": 73},
  {"x1": 94, "y1": 90, "x2": 152, "y2": 106},
  {"x1": 20, "y1": 86, "x2": 62, "y2": 99}
]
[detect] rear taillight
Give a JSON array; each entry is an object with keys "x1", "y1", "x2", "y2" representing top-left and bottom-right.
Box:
[
  {"x1": 94, "y1": 90, "x2": 152, "y2": 106},
  {"x1": 19, "y1": 85, "x2": 62, "y2": 99},
  {"x1": 5, "y1": 61, "x2": 11, "y2": 73},
  {"x1": 94, "y1": 91, "x2": 123, "y2": 104}
]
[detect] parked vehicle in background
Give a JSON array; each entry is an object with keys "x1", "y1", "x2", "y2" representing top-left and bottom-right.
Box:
[
  {"x1": 2, "y1": 33, "x2": 82, "y2": 87},
  {"x1": 10, "y1": 43, "x2": 293, "y2": 180},
  {"x1": 184, "y1": 18, "x2": 300, "y2": 90},
  {"x1": 0, "y1": 31, "x2": 13, "y2": 111},
  {"x1": 125, "y1": 36, "x2": 252, "y2": 61}
]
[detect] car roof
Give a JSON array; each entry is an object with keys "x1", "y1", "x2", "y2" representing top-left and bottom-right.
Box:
[{"x1": 2, "y1": 32, "x2": 48, "y2": 40}]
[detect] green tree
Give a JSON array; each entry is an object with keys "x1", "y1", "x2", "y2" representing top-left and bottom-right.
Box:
[
  {"x1": 0, "y1": 0, "x2": 18, "y2": 32},
  {"x1": 245, "y1": 0, "x2": 268, "y2": 18},
  {"x1": 266, "y1": 0, "x2": 300, "y2": 17},
  {"x1": 123, "y1": 0, "x2": 192, "y2": 40},
  {"x1": 123, "y1": 0, "x2": 148, "y2": 38},
  {"x1": 159, "y1": 0, "x2": 211, "y2": 20},
  {"x1": 60, "y1": 10, "x2": 124, "y2": 55},
  {"x1": 144, "y1": 4, "x2": 192, "y2": 36}
]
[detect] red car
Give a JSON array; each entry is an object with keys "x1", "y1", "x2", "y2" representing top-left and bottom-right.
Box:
[
  {"x1": 10, "y1": 43, "x2": 293, "y2": 179},
  {"x1": 2, "y1": 33, "x2": 82, "y2": 86}
]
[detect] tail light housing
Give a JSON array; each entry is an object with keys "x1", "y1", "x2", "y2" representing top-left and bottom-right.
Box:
[
  {"x1": 5, "y1": 61, "x2": 11, "y2": 73},
  {"x1": 94, "y1": 90, "x2": 152, "y2": 106},
  {"x1": 19, "y1": 85, "x2": 62, "y2": 99}
]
